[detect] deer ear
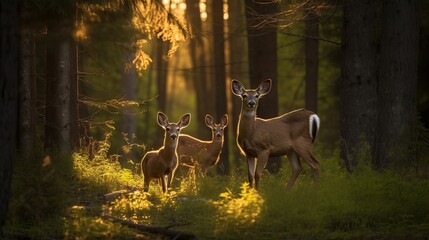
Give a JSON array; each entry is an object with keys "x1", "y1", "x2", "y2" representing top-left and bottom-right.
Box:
[
  {"x1": 178, "y1": 113, "x2": 191, "y2": 128},
  {"x1": 231, "y1": 79, "x2": 245, "y2": 96},
  {"x1": 256, "y1": 79, "x2": 272, "y2": 96},
  {"x1": 205, "y1": 114, "x2": 214, "y2": 127},
  {"x1": 221, "y1": 114, "x2": 228, "y2": 127},
  {"x1": 157, "y1": 112, "x2": 169, "y2": 128}
]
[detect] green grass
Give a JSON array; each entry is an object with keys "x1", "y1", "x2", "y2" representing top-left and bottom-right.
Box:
[{"x1": 5, "y1": 145, "x2": 429, "y2": 239}]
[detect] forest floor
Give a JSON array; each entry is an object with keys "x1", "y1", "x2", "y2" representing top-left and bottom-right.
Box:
[{"x1": 4, "y1": 145, "x2": 429, "y2": 240}]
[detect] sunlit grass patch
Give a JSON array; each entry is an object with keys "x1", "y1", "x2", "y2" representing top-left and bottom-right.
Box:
[
  {"x1": 7, "y1": 141, "x2": 429, "y2": 239},
  {"x1": 64, "y1": 205, "x2": 144, "y2": 239},
  {"x1": 176, "y1": 166, "x2": 199, "y2": 196},
  {"x1": 73, "y1": 152, "x2": 143, "y2": 193},
  {"x1": 211, "y1": 183, "x2": 264, "y2": 237},
  {"x1": 104, "y1": 191, "x2": 153, "y2": 223}
]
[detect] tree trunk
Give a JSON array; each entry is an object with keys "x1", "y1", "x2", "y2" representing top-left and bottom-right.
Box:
[
  {"x1": 228, "y1": 0, "x2": 248, "y2": 170},
  {"x1": 376, "y1": 0, "x2": 419, "y2": 169},
  {"x1": 340, "y1": 0, "x2": 379, "y2": 171},
  {"x1": 202, "y1": 0, "x2": 215, "y2": 114},
  {"x1": 155, "y1": 39, "x2": 169, "y2": 146},
  {"x1": 156, "y1": 39, "x2": 168, "y2": 113},
  {"x1": 19, "y1": 0, "x2": 37, "y2": 152},
  {"x1": 212, "y1": 0, "x2": 230, "y2": 175},
  {"x1": 143, "y1": 51, "x2": 154, "y2": 147},
  {"x1": 0, "y1": 0, "x2": 19, "y2": 233},
  {"x1": 185, "y1": 0, "x2": 210, "y2": 139},
  {"x1": 121, "y1": 50, "x2": 138, "y2": 162},
  {"x1": 77, "y1": 46, "x2": 92, "y2": 152},
  {"x1": 70, "y1": 35, "x2": 79, "y2": 151},
  {"x1": 305, "y1": 5, "x2": 319, "y2": 113},
  {"x1": 121, "y1": 51, "x2": 138, "y2": 139},
  {"x1": 45, "y1": 15, "x2": 78, "y2": 153},
  {"x1": 245, "y1": 0, "x2": 280, "y2": 172}
]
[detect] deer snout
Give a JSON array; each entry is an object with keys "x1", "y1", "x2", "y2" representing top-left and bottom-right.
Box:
[
  {"x1": 216, "y1": 132, "x2": 222, "y2": 138},
  {"x1": 170, "y1": 133, "x2": 177, "y2": 140},
  {"x1": 247, "y1": 100, "x2": 256, "y2": 108}
]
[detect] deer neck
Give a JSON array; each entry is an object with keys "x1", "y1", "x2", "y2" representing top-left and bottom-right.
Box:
[
  {"x1": 238, "y1": 108, "x2": 256, "y2": 139},
  {"x1": 209, "y1": 133, "x2": 224, "y2": 154},
  {"x1": 161, "y1": 135, "x2": 178, "y2": 159}
]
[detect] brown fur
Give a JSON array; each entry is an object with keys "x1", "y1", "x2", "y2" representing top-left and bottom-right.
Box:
[
  {"x1": 141, "y1": 112, "x2": 191, "y2": 193},
  {"x1": 232, "y1": 79, "x2": 320, "y2": 189},
  {"x1": 177, "y1": 114, "x2": 228, "y2": 175}
]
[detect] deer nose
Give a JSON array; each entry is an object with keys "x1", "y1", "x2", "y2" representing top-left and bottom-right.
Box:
[
  {"x1": 170, "y1": 134, "x2": 177, "y2": 140},
  {"x1": 216, "y1": 133, "x2": 222, "y2": 137},
  {"x1": 248, "y1": 101, "x2": 256, "y2": 108}
]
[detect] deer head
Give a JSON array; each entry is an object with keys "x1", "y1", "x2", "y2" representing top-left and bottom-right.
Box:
[
  {"x1": 231, "y1": 79, "x2": 271, "y2": 113},
  {"x1": 205, "y1": 114, "x2": 228, "y2": 140},
  {"x1": 157, "y1": 112, "x2": 191, "y2": 146}
]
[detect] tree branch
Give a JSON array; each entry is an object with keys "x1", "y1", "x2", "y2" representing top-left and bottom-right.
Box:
[{"x1": 102, "y1": 215, "x2": 195, "y2": 240}]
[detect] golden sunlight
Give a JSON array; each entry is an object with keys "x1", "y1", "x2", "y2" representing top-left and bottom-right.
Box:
[
  {"x1": 42, "y1": 155, "x2": 51, "y2": 167},
  {"x1": 74, "y1": 23, "x2": 87, "y2": 40},
  {"x1": 223, "y1": 0, "x2": 229, "y2": 20},
  {"x1": 213, "y1": 183, "x2": 264, "y2": 225},
  {"x1": 200, "y1": 0, "x2": 207, "y2": 21}
]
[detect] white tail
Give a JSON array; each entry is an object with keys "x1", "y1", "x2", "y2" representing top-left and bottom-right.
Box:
[
  {"x1": 141, "y1": 112, "x2": 191, "y2": 193},
  {"x1": 177, "y1": 114, "x2": 228, "y2": 175},
  {"x1": 231, "y1": 79, "x2": 320, "y2": 189}
]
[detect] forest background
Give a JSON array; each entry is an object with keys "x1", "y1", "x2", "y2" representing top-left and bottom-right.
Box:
[{"x1": 1, "y1": 0, "x2": 429, "y2": 239}]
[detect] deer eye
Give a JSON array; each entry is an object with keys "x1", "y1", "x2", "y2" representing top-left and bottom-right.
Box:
[
  {"x1": 166, "y1": 127, "x2": 171, "y2": 131},
  {"x1": 242, "y1": 94, "x2": 248, "y2": 99},
  {"x1": 255, "y1": 94, "x2": 260, "y2": 98}
]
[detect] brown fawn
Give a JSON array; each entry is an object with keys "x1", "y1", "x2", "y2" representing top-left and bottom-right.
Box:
[
  {"x1": 231, "y1": 79, "x2": 320, "y2": 189},
  {"x1": 141, "y1": 112, "x2": 191, "y2": 193},
  {"x1": 177, "y1": 114, "x2": 228, "y2": 175}
]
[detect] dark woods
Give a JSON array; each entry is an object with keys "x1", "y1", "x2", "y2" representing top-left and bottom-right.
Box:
[
  {"x1": 341, "y1": 0, "x2": 420, "y2": 172},
  {"x1": 1, "y1": 0, "x2": 429, "y2": 238}
]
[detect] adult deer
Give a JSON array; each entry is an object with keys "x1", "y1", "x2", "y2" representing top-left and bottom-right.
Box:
[
  {"x1": 177, "y1": 114, "x2": 228, "y2": 175},
  {"x1": 141, "y1": 112, "x2": 191, "y2": 193},
  {"x1": 231, "y1": 79, "x2": 320, "y2": 189}
]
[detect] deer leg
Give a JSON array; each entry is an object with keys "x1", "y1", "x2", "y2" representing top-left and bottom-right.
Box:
[
  {"x1": 144, "y1": 177, "x2": 151, "y2": 192},
  {"x1": 167, "y1": 170, "x2": 174, "y2": 189},
  {"x1": 161, "y1": 176, "x2": 168, "y2": 193},
  {"x1": 255, "y1": 151, "x2": 269, "y2": 189},
  {"x1": 309, "y1": 153, "x2": 320, "y2": 183},
  {"x1": 294, "y1": 147, "x2": 320, "y2": 183},
  {"x1": 286, "y1": 150, "x2": 303, "y2": 190},
  {"x1": 201, "y1": 165, "x2": 208, "y2": 177},
  {"x1": 247, "y1": 157, "x2": 256, "y2": 188}
]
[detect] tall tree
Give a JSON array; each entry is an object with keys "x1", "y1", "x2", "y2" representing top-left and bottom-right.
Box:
[
  {"x1": 185, "y1": 0, "x2": 210, "y2": 139},
  {"x1": 0, "y1": 0, "x2": 19, "y2": 233},
  {"x1": 340, "y1": 0, "x2": 379, "y2": 171},
  {"x1": 212, "y1": 0, "x2": 230, "y2": 175},
  {"x1": 154, "y1": 39, "x2": 169, "y2": 146},
  {"x1": 121, "y1": 50, "x2": 138, "y2": 162},
  {"x1": 77, "y1": 46, "x2": 92, "y2": 152},
  {"x1": 202, "y1": 0, "x2": 215, "y2": 114},
  {"x1": 19, "y1": 0, "x2": 37, "y2": 151},
  {"x1": 228, "y1": 0, "x2": 248, "y2": 167},
  {"x1": 121, "y1": 51, "x2": 138, "y2": 139},
  {"x1": 304, "y1": 2, "x2": 319, "y2": 113},
  {"x1": 44, "y1": 2, "x2": 79, "y2": 153},
  {"x1": 156, "y1": 39, "x2": 168, "y2": 114},
  {"x1": 245, "y1": 0, "x2": 280, "y2": 172},
  {"x1": 376, "y1": 0, "x2": 419, "y2": 169}
]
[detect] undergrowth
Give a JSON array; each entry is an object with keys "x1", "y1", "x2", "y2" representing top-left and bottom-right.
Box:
[{"x1": 5, "y1": 135, "x2": 429, "y2": 239}]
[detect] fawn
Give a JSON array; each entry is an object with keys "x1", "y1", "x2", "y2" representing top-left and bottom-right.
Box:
[
  {"x1": 141, "y1": 112, "x2": 191, "y2": 193},
  {"x1": 231, "y1": 79, "x2": 320, "y2": 189},
  {"x1": 177, "y1": 114, "x2": 228, "y2": 175}
]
